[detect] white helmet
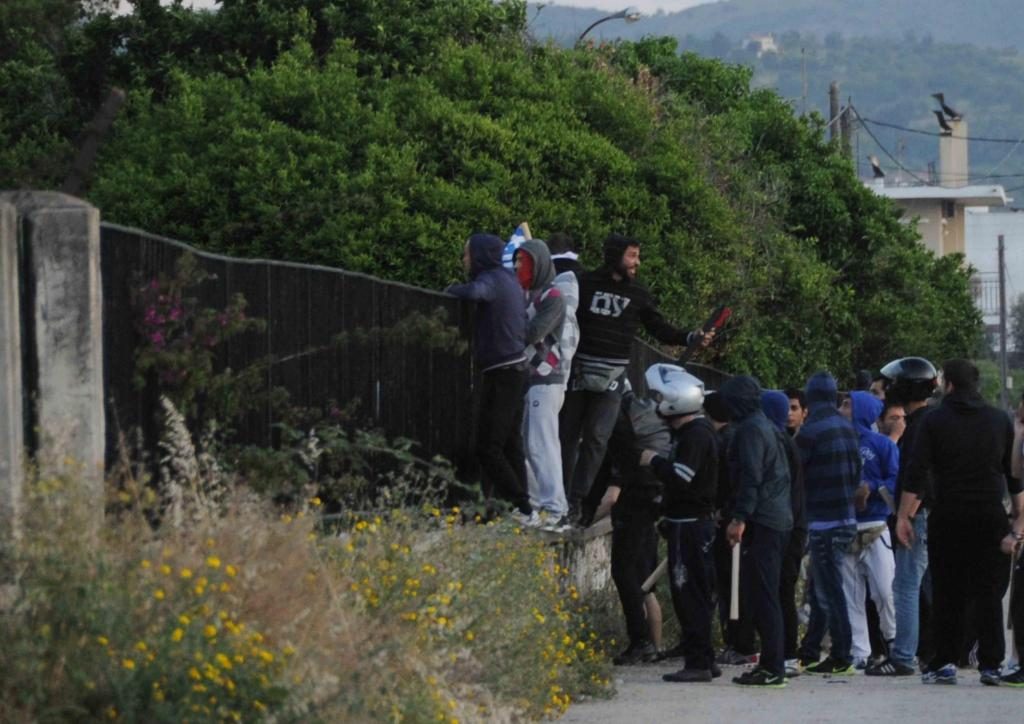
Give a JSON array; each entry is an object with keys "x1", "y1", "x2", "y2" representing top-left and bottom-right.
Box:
[{"x1": 645, "y1": 364, "x2": 705, "y2": 417}]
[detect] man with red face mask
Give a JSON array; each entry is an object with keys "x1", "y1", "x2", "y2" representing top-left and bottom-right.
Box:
[{"x1": 514, "y1": 240, "x2": 572, "y2": 530}]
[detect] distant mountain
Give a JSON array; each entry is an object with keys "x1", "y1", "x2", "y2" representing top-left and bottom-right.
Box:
[{"x1": 530, "y1": 0, "x2": 1024, "y2": 50}]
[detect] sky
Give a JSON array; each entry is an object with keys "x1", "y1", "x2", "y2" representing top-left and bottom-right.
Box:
[{"x1": 542, "y1": 1, "x2": 715, "y2": 12}]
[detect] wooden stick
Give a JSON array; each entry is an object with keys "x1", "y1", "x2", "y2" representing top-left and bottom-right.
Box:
[
  {"x1": 641, "y1": 558, "x2": 667, "y2": 594},
  {"x1": 730, "y1": 542, "x2": 741, "y2": 621}
]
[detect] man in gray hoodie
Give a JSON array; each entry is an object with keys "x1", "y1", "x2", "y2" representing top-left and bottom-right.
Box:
[
  {"x1": 515, "y1": 240, "x2": 572, "y2": 529},
  {"x1": 721, "y1": 375, "x2": 793, "y2": 688}
]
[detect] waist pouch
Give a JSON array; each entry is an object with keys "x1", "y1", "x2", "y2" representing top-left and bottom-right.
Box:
[
  {"x1": 849, "y1": 524, "x2": 888, "y2": 555},
  {"x1": 573, "y1": 363, "x2": 626, "y2": 393}
]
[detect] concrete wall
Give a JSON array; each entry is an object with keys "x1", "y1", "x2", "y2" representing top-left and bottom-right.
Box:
[
  {"x1": 0, "y1": 202, "x2": 24, "y2": 552},
  {"x1": 0, "y1": 192, "x2": 105, "y2": 533}
]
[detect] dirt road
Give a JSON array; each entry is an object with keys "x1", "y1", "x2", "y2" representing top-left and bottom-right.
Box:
[{"x1": 563, "y1": 660, "x2": 1023, "y2": 723}]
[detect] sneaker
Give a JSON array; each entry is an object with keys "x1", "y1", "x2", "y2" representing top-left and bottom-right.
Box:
[
  {"x1": 804, "y1": 657, "x2": 856, "y2": 676},
  {"x1": 663, "y1": 668, "x2": 712, "y2": 683},
  {"x1": 733, "y1": 667, "x2": 786, "y2": 688},
  {"x1": 784, "y1": 659, "x2": 802, "y2": 678},
  {"x1": 716, "y1": 648, "x2": 759, "y2": 666},
  {"x1": 1000, "y1": 667, "x2": 1024, "y2": 687},
  {"x1": 539, "y1": 514, "x2": 571, "y2": 533},
  {"x1": 853, "y1": 657, "x2": 869, "y2": 671},
  {"x1": 979, "y1": 668, "x2": 1002, "y2": 686},
  {"x1": 655, "y1": 642, "x2": 686, "y2": 661},
  {"x1": 921, "y1": 664, "x2": 957, "y2": 685},
  {"x1": 613, "y1": 640, "x2": 658, "y2": 665},
  {"x1": 865, "y1": 658, "x2": 916, "y2": 677},
  {"x1": 509, "y1": 509, "x2": 541, "y2": 528}
]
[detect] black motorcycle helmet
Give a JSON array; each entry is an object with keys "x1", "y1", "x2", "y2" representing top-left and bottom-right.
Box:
[{"x1": 878, "y1": 356, "x2": 938, "y2": 404}]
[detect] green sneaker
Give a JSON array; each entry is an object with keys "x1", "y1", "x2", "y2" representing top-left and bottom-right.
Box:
[
  {"x1": 1000, "y1": 668, "x2": 1024, "y2": 688},
  {"x1": 804, "y1": 657, "x2": 856, "y2": 675},
  {"x1": 732, "y1": 667, "x2": 787, "y2": 688}
]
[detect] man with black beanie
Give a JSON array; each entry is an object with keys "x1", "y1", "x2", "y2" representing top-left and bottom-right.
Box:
[{"x1": 560, "y1": 233, "x2": 707, "y2": 524}]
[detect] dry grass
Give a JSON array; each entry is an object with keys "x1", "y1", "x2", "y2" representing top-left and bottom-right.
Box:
[{"x1": 0, "y1": 458, "x2": 613, "y2": 722}]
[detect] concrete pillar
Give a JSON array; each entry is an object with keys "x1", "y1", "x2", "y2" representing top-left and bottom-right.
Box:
[
  {"x1": 0, "y1": 201, "x2": 24, "y2": 551},
  {"x1": 0, "y1": 192, "x2": 105, "y2": 525}
]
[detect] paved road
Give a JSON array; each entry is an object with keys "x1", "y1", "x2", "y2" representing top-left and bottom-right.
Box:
[{"x1": 564, "y1": 660, "x2": 1024, "y2": 723}]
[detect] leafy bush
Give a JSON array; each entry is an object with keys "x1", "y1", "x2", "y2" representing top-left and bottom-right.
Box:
[{"x1": 0, "y1": 461, "x2": 612, "y2": 722}]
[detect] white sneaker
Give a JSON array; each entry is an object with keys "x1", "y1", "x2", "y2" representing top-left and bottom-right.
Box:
[
  {"x1": 785, "y1": 659, "x2": 802, "y2": 678},
  {"x1": 540, "y1": 515, "x2": 571, "y2": 533},
  {"x1": 510, "y1": 510, "x2": 541, "y2": 528}
]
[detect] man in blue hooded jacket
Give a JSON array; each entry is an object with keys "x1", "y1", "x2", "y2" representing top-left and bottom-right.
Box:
[
  {"x1": 795, "y1": 372, "x2": 862, "y2": 676},
  {"x1": 839, "y1": 390, "x2": 898, "y2": 668},
  {"x1": 447, "y1": 233, "x2": 535, "y2": 526},
  {"x1": 721, "y1": 376, "x2": 792, "y2": 688}
]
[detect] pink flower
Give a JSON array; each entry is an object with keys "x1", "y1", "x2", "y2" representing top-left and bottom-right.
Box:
[
  {"x1": 168, "y1": 306, "x2": 183, "y2": 321},
  {"x1": 149, "y1": 331, "x2": 165, "y2": 348}
]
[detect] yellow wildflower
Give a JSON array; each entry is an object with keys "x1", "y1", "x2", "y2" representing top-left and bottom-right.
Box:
[
  {"x1": 171, "y1": 628, "x2": 184, "y2": 643},
  {"x1": 134, "y1": 641, "x2": 148, "y2": 652},
  {"x1": 179, "y1": 568, "x2": 193, "y2": 579},
  {"x1": 153, "y1": 589, "x2": 165, "y2": 600},
  {"x1": 225, "y1": 564, "x2": 238, "y2": 577},
  {"x1": 96, "y1": 635, "x2": 109, "y2": 646},
  {"x1": 204, "y1": 625, "x2": 217, "y2": 638},
  {"x1": 121, "y1": 659, "x2": 135, "y2": 670},
  {"x1": 206, "y1": 556, "x2": 221, "y2": 569},
  {"x1": 160, "y1": 564, "x2": 172, "y2": 576},
  {"x1": 140, "y1": 559, "x2": 151, "y2": 569},
  {"x1": 178, "y1": 613, "x2": 191, "y2": 626}
]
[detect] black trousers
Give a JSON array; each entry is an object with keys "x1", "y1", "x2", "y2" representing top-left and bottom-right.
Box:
[
  {"x1": 611, "y1": 504, "x2": 659, "y2": 646},
  {"x1": 741, "y1": 522, "x2": 788, "y2": 677},
  {"x1": 780, "y1": 528, "x2": 807, "y2": 661},
  {"x1": 1012, "y1": 550, "x2": 1024, "y2": 657},
  {"x1": 713, "y1": 522, "x2": 757, "y2": 654},
  {"x1": 476, "y1": 366, "x2": 530, "y2": 514},
  {"x1": 927, "y1": 506, "x2": 1011, "y2": 671},
  {"x1": 666, "y1": 519, "x2": 718, "y2": 670}
]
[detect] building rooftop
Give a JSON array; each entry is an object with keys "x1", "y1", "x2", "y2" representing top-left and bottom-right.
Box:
[{"x1": 869, "y1": 182, "x2": 1008, "y2": 207}]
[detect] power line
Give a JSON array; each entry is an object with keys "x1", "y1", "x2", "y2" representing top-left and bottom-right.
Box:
[
  {"x1": 848, "y1": 105, "x2": 934, "y2": 186},
  {"x1": 859, "y1": 116, "x2": 1024, "y2": 144}
]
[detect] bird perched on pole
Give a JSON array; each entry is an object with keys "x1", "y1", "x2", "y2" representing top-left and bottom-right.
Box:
[
  {"x1": 932, "y1": 92, "x2": 962, "y2": 121},
  {"x1": 933, "y1": 110, "x2": 953, "y2": 135},
  {"x1": 868, "y1": 155, "x2": 885, "y2": 179}
]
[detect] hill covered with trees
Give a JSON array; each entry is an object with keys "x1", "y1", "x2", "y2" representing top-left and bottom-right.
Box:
[
  {"x1": 1, "y1": 0, "x2": 981, "y2": 386},
  {"x1": 531, "y1": 0, "x2": 1024, "y2": 51}
]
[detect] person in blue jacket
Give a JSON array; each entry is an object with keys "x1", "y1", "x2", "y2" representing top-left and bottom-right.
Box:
[
  {"x1": 447, "y1": 233, "x2": 536, "y2": 526},
  {"x1": 839, "y1": 390, "x2": 899, "y2": 669}
]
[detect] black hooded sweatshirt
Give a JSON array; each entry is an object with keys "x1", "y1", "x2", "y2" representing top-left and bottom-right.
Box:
[
  {"x1": 650, "y1": 416, "x2": 719, "y2": 519},
  {"x1": 904, "y1": 390, "x2": 1022, "y2": 511},
  {"x1": 719, "y1": 375, "x2": 793, "y2": 532}
]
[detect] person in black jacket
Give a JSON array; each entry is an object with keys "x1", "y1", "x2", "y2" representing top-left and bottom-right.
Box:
[
  {"x1": 639, "y1": 364, "x2": 719, "y2": 683},
  {"x1": 762, "y1": 389, "x2": 808, "y2": 677},
  {"x1": 896, "y1": 359, "x2": 1024, "y2": 685},
  {"x1": 560, "y1": 234, "x2": 708, "y2": 525},
  {"x1": 446, "y1": 233, "x2": 534, "y2": 525},
  {"x1": 721, "y1": 375, "x2": 793, "y2": 688},
  {"x1": 593, "y1": 389, "x2": 672, "y2": 666}
]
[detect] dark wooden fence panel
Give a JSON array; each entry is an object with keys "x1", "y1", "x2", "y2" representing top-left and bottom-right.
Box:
[
  {"x1": 100, "y1": 224, "x2": 477, "y2": 472},
  {"x1": 100, "y1": 223, "x2": 729, "y2": 480}
]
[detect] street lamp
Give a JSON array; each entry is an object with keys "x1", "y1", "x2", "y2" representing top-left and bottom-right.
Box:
[{"x1": 576, "y1": 6, "x2": 642, "y2": 45}]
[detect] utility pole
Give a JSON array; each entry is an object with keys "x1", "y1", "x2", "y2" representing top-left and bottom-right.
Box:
[
  {"x1": 999, "y1": 234, "x2": 1010, "y2": 410},
  {"x1": 840, "y1": 96, "x2": 852, "y2": 161},
  {"x1": 801, "y1": 48, "x2": 808, "y2": 116},
  {"x1": 829, "y1": 81, "x2": 840, "y2": 143}
]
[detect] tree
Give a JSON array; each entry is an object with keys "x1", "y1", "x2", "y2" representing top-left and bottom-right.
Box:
[{"x1": 5, "y1": 1, "x2": 983, "y2": 387}]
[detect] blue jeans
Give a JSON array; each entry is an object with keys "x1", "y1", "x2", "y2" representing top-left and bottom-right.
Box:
[
  {"x1": 891, "y1": 510, "x2": 929, "y2": 667},
  {"x1": 807, "y1": 525, "x2": 857, "y2": 664}
]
